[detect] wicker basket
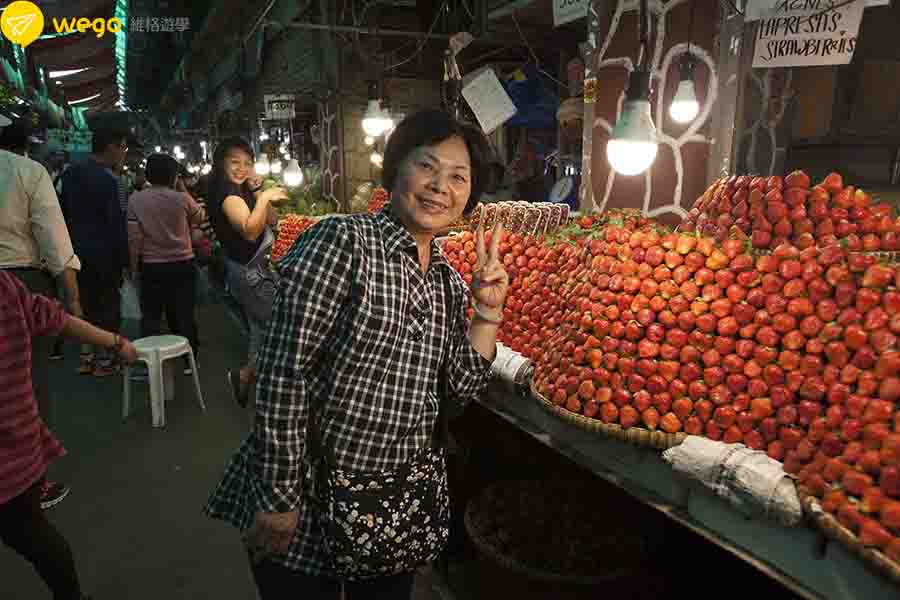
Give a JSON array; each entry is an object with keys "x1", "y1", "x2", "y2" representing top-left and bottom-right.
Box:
[
  {"x1": 464, "y1": 480, "x2": 650, "y2": 585},
  {"x1": 530, "y1": 380, "x2": 687, "y2": 450},
  {"x1": 798, "y1": 487, "x2": 900, "y2": 584}
]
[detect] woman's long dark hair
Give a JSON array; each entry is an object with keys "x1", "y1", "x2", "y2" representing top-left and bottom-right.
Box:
[{"x1": 208, "y1": 137, "x2": 255, "y2": 207}]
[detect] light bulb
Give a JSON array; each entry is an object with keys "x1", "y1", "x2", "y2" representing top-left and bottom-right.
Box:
[
  {"x1": 270, "y1": 159, "x2": 283, "y2": 174},
  {"x1": 371, "y1": 152, "x2": 383, "y2": 167},
  {"x1": 259, "y1": 132, "x2": 269, "y2": 141},
  {"x1": 669, "y1": 55, "x2": 699, "y2": 124},
  {"x1": 200, "y1": 141, "x2": 207, "y2": 147},
  {"x1": 607, "y1": 139, "x2": 658, "y2": 176},
  {"x1": 607, "y1": 69, "x2": 658, "y2": 176},
  {"x1": 201, "y1": 164, "x2": 211, "y2": 175},
  {"x1": 154, "y1": 145, "x2": 161, "y2": 152},
  {"x1": 283, "y1": 159, "x2": 303, "y2": 187},
  {"x1": 255, "y1": 153, "x2": 271, "y2": 176},
  {"x1": 173, "y1": 145, "x2": 182, "y2": 154},
  {"x1": 365, "y1": 136, "x2": 374, "y2": 146},
  {"x1": 362, "y1": 99, "x2": 389, "y2": 136}
]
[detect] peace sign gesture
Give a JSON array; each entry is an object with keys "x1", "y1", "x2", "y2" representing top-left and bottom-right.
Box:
[{"x1": 471, "y1": 222, "x2": 509, "y2": 311}]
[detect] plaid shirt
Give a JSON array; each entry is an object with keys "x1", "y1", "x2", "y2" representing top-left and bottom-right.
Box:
[{"x1": 204, "y1": 209, "x2": 493, "y2": 575}]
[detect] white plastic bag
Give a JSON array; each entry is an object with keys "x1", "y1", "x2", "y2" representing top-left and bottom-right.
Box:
[{"x1": 120, "y1": 280, "x2": 142, "y2": 321}]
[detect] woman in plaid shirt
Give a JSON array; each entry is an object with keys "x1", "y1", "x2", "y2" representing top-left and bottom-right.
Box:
[{"x1": 205, "y1": 110, "x2": 508, "y2": 598}]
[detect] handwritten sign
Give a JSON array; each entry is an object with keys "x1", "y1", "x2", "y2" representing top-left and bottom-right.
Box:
[
  {"x1": 462, "y1": 68, "x2": 517, "y2": 134},
  {"x1": 746, "y1": 0, "x2": 887, "y2": 19},
  {"x1": 752, "y1": 0, "x2": 864, "y2": 68},
  {"x1": 553, "y1": 0, "x2": 590, "y2": 26}
]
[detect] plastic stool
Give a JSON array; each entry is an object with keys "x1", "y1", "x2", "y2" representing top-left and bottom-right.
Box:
[{"x1": 122, "y1": 335, "x2": 205, "y2": 427}]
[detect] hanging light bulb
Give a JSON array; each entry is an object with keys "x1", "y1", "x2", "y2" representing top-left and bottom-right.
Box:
[
  {"x1": 670, "y1": 54, "x2": 699, "y2": 124},
  {"x1": 362, "y1": 99, "x2": 389, "y2": 137},
  {"x1": 371, "y1": 151, "x2": 383, "y2": 167},
  {"x1": 607, "y1": 69, "x2": 658, "y2": 177},
  {"x1": 364, "y1": 136, "x2": 375, "y2": 146},
  {"x1": 270, "y1": 159, "x2": 283, "y2": 174},
  {"x1": 259, "y1": 131, "x2": 269, "y2": 142},
  {"x1": 154, "y1": 145, "x2": 161, "y2": 152},
  {"x1": 201, "y1": 163, "x2": 212, "y2": 175},
  {"x1": 255, "y1": 153, "x2": 271, "y2": 176},
  {"x1": 283, "y1": 159, "x2": 304, "y2": 187},
  {"x1": 173, "y1": 145, "x2": 182, "y2": 154}
]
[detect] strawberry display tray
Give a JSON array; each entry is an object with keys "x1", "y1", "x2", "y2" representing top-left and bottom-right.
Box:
[
  {"x1": 530, "y1": 380, "x2": 686, "y2": 451},
  {"x1": 798, "y1": 487, "x2": 900, "y2": 585},
  {"x1": 464, "y1": 479, "x2": 650, "y2": 585}
]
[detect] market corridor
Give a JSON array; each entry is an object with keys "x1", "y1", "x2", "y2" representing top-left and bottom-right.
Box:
[{"x1": 0, "y1": 300, "x2": 442, "y2": 600}]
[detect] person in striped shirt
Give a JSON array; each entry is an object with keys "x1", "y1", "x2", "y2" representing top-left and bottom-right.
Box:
[{"x1": 0, "y1": 270, "x2": 137, "y2": 600}]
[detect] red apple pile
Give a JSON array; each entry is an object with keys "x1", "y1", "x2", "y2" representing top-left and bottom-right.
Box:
[
  {"x1": 271, "y1": 214, "x2": 317, "y2": 262},
  {"x1": 679, "y1": 171, "x2": 898, "y2": 252}
]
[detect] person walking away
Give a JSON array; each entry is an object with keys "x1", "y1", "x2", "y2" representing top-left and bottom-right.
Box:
[
  {"x1": 0, "y1": 115, "x2": 83, "y2": 510},
  {"x1": 58, "y1": 129, "x2": 129, "y2": 377},
  {"x1": 0, "y1": 270, "x2": 137, "y2": 600},
  {"x1": 127, "y1": 154, "x2": 206, "y2": 373},
  {"x1": 205, "y1": 138, "x2": 287, "y2": 407},
  {"x1": 205, "y1": 110, "x2": 508, "y2": 598}
]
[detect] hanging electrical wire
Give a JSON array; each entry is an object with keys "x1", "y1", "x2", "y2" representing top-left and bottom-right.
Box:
[
  {"x1": 383, "y1": 0, "x2": 448, "y2": 72},
  {"x1": 510, "y1": 12, "x2": 568, "y2": 91}
]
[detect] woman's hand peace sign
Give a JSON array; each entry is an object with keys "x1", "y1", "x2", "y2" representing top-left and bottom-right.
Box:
[{"x1": 471, "y1": 222, "x2": 509, "y2": 311}]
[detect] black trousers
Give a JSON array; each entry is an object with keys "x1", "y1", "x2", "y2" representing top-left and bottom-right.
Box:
[
  {"x1": 139, "y1": 260, "x2": 198, "y2": 350},
  {"x1": 78, "y1": 263, "x2": 121, "y2": 335},
  {"x1": 0, "y1": 479, "x2": 82, "y2": 600},
  {"x1": 251, "y1": 558, "x2": 415, "y2": 600}
]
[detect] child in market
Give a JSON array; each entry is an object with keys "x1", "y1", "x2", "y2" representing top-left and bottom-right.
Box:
[{"x1": 0, "y1": 269, "x2": 138, "y2": 600}]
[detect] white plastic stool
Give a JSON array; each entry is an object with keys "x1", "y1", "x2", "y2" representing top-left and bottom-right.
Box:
[{"x1": 122, "y1": 335, "x2": 205, "y2": 428}]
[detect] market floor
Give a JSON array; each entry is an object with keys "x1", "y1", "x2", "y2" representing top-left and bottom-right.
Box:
[{"x1": 0, "y1": 303, "x2": 445, "y2": 600}]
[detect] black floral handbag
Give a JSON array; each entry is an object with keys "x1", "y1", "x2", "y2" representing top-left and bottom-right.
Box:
[{"x1": 307, "y1": 402, "x2": 452, "y2": 581}]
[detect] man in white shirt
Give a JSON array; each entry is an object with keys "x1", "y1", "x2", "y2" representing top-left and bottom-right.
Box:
[{"x1": 0, "y1": 115, "x2": 83, "y2": 509}]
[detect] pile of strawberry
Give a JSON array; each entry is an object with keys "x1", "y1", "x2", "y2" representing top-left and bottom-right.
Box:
[
  {"x1": 680, "y1": 171, "x2": 899, "y2": 252},
  {"x1": 368, "y1": 187, "x2": 389, "y2": 213},
  {"x1": 444, "y1": 196, "x2": 900, "y2": 559},
  {"x1": 271, "y1": 214, "x2": 317, "y2": 262}
]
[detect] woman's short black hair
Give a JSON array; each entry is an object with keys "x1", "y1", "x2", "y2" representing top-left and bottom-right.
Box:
[
  {"x1": 382, "y1": 109, "x2": 491, "y2": 215},
  {"x1": 146, "y1": 153, "x2": 179, "y2": 187}
]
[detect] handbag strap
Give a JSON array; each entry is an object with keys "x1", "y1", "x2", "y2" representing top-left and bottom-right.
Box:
[{"x1": 306, "y1": 267, "x2": 456, "y2": 470}]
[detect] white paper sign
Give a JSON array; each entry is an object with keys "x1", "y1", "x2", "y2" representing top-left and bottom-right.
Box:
[
  {"x1": 553, "y1": 0, "x2": 590, "y2": 27},
  {"x1": 264, "y1": 94, "x2": 295, "y2": 119},
  {"x1": 746, "y1": 0, "x2": 887, "y2": 21},
  {"x1": 462, "y1": 68, "x2": 517, "y2": 134},
  {"x1": 752, "y1": 0, "x2": 864, "y2": 68}
]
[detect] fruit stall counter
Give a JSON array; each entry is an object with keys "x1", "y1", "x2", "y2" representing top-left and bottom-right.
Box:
[{"x1": 477, "y1": 379, "x2": 897, "y2": 600}]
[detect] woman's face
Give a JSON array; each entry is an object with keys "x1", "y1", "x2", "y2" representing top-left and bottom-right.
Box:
[
  {"x1": 391, "y1": 136, "x2": 472, "y2": 236},
  {"x1": 223, "y1": 147, "x2": 254, "y2": 186}
]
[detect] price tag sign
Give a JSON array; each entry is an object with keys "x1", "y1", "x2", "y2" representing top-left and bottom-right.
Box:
[
  {"x1": 751, "y1": 0, "x2": 864, "y2": 68},
  {"x1": 553, "y1": 0, "x2": 590, "y2": 27},
  {"x1": 264, "y1": 94, "x2": 295, "y2": 119}
]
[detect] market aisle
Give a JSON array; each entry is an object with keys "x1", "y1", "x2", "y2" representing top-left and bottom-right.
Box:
[
  {"x1": 0, "y1": 301, "x2": 441, "y2": 599},
  {"x1": 1, "y1": 302, "x2": 260, "y2": 599}
]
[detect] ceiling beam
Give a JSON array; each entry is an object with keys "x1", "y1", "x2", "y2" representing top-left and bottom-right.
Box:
[{"x1": 488, "y1": 0, "x2": 538, "y2": 20}]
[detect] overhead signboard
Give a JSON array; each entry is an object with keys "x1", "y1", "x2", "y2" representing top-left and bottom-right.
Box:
[
  {"x1": 751, "y1": 0, "x2": 864, "y2": 68},
  {"x1": 265, "y1": 94, "x2": 295, "y2": 119},
  {"x1": 553, "y1": 0, "x2": 590, "y2": 27}
]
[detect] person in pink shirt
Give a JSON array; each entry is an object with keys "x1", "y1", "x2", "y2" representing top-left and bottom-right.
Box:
[
  {"x1": 127, "y1": 154, "x2": 206, "y2": 372},
  {"x1": 0, "y1": 269, "x2": 137, "y2": 600}
]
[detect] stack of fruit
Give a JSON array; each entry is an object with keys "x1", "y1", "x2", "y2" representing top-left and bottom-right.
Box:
[
  {"x1": 368, "y1": 187, "x2": 389, "y2": 213},
  {"x1": 679, "y1": 172, "x2": 898, "y2": 252},
  {"x1": 271, "y1": 214, "x2": 317, "y2": 262},
  {"x1": 443, "y1": 170, "x2": 900, "y2": 561}
]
